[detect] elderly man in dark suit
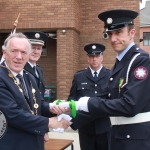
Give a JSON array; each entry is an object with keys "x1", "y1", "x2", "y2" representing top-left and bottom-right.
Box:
[
  {"x1": 68, "y1": 43, "x2": 111, "y2": 150},
  {"x1": 24, "y1": 31, "x2": 47, "y2": 98},
  {"x1": 0, "y1": 33, "x2": 69, "y2": 150}
]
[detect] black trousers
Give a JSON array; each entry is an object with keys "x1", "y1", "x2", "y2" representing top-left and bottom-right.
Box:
[{"x1": 78, "y1": 131, "x2": 109, "y2": 150}]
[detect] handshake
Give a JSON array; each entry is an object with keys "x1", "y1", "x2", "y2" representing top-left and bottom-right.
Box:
[
  {"x1": 48, "y1": 97, "x2": 89, "y2": 133},
  {"x1": 48, "y1": 114, "x2": 72, "y2": 133}
]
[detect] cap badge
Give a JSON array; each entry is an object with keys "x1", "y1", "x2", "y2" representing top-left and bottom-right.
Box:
[
  {"x1": 92, "y1": 45, "x2": 96, "y2": 49},
  {"x1": 35, "y1": 33, "x2": 40, "y2": 39},
  {"x1": 134, "y1": 66, "x2": 148, "y2": 80},
  {"x1": 107, "y1": 18, "x2": 113, "y2": 24}
]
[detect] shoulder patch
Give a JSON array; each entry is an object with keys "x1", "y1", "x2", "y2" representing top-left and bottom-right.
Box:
[{"x1": 134, "y1": 66, "x2": 148, "y2": 80}]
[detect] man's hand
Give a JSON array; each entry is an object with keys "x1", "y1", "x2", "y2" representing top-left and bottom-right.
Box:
[
  {"x1": 48, "y1": 116, "x2": 70, "y2": 130},
  {"x1": 50, "y1": 105, "x2": 70, "y2": 114},
  {"x1": 50, "y1": 100, "x2": 71, "y2": 114},
  {"x1": 44, "y1": 133, "x2": 49, "y2": 143}
]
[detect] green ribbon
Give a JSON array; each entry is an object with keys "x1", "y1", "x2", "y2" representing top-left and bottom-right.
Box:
[
  {"x1": 55, "y1": 99, "x2": 76, "y2": 118},
  {"x1": 55, "y1": 99, "x2": 62, "y2": 105},
  {"x1": 69, "y1": 100, "x2": 76, "y2": 118}
]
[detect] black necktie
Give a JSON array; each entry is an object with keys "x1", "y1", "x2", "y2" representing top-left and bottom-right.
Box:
[
  {"x1": 93, "y1": 71, "x2": 97, "y2": 81},
  {"x1": 114, "y1": 58, "x2": 119, "y2": 69},
  {"x1": 16, "y1": 74, "x2": 29, "y2": 99}
]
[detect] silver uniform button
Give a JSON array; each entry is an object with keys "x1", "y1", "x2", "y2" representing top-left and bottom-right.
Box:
[
  {"x1": 126, "y1": 135, "x2": 130, "y2": 138},
  {"x1": 110, "y1": 78, "x2": 113, "y2": 81},
  {"x1": 136, "y1": 48, "x2": 139, "y2": 50},
  {"x1": 108, "y1": 93, "x2": 111, "y2": 97},
  {"x1": 95, "y1": 84, "x2": 97, "y2": 87},
  {"x1": 95, "y1": 91, "x2": 97, "y2": 94},
  {"x1": 82, "y1": 87, "x2": 84, "y2": 89}
]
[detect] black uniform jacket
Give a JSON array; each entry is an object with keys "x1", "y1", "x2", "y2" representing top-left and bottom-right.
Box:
[
  {"x1": 72, "y1": 44, "x2": 150, "y2": 150},
  {"x1": 24, "y1": 62, "x2": 45, "y2": 98},
  {"x1": 68, "y1": 66, "x2": 111, "y2": 134},
  {"x1": 0, "y1": 64, "x2": 53, "y2": 150}
]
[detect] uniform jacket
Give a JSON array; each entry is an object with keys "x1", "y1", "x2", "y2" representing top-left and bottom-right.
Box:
[
  {"x1": 68, "y1": 66, "x2": 111, "y2": 135},
  {"x1": 24, "y1": 62, "x2": 45, "y2": 98},
  {"x1": 72, "y1": 44, "x2": 150, "y2": 150},
  {"x1": 0, "y1": 65, "x2": 53, "y2": 150}
]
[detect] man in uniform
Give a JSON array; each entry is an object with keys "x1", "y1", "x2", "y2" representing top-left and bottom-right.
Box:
[
  {"x1": 0, "y1": 33, "x2": 69, "y2": 150},
  {"x1": 68, "y1": 43, "x2": 111, "y2": 150},
  {"x1": 24, "y1": 31, "x2": 47, "y2": 98},
  {"x1": 55, "y1": 9, "x2": 150, "y2": 150}
]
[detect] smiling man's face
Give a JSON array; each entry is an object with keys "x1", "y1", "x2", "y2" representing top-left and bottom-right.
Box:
[{"x1": 3, "y1": 37, "x2": 30, "y2": 73}]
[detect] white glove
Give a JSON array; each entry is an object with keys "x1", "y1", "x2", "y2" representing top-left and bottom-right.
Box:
[
  {"x1": 75, "y1": 97, "x2": 89, "y2": 112},
  {"x1": 53, "y1": 114, "x2": 72, "y2": 133}
]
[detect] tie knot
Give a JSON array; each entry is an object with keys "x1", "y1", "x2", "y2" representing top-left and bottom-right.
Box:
[
  {"x1": 16, "y1": 74, "x2": 23, "y2": 79},
  {"x1": 94, "y1": 71, "x2": 97, "y2": 75}
]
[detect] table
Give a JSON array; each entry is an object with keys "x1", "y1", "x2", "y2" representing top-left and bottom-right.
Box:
[{"x1": 45, "y1": 138, "x2": 74, "y2": 150}]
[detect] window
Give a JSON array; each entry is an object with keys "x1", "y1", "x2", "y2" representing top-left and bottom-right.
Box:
[
  {"x1": 143, "y1": 32, "x2": 150, "y2": 46},
  {"x1": 41, "y1": 41, "x2": 47, "y2": 56}
]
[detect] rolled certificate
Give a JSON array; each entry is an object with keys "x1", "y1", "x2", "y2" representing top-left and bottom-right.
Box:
[
  {"x1": 59, "y1": 102, "x2": 70, "y2": 108},
  {"x1": 50, "y1": 100, "x2": 76, "y2": 118}
]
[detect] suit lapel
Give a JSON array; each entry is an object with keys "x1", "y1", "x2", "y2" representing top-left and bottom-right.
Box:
[
  {"x1": 24, "y1": 63, "x2": 39, "y2": 80},
  {"x1": 36, "y1": 66, "x2": 41, "y2": 80},
  {"x1": 97, "y1": 66, "x2": 106, "y2": 81},
  {"x1": 85, "y1": 67, "x2": 95, "y2": 82}
]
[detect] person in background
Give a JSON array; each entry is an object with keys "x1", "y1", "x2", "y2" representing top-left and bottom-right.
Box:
[
  {"x1": 24, "y1": 31, "x2": 47, "y2": 99},
  {"x1": 68, "y1": 43, "x2": 111, "y2": 150},
  {"x1": 0, "y1": 33, "x2": 69, "y2": 150}
]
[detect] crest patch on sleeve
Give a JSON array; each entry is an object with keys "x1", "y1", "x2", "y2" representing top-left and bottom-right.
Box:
[{"x1": 134, "y1": 66, "x2": 148, "y2": 80}]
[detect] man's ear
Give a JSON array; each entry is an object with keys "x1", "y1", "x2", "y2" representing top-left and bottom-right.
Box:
[
  {"x1": 2, "y1": 50, "x2": 6, "y2": 59},
  {"x1": 130, "y1": 29, "x2": 136, "y2": 38}
]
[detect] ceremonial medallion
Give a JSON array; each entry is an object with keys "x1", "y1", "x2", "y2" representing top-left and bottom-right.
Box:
[
  {"x1": 32, "y1": 88, "x2": 36, "y2": 94},
  {"x1": 14, "y1": 80, "x2": 18, "y2": 85},
  {"x1": 34, "y1": 104, "x2": 39, "y2": 109},
  {"x1": 8, "y1": 73, "x2": 13, "y2": 78},
  {"x1": 0, "y1": 111, "x2": 7, "y2": 139}
]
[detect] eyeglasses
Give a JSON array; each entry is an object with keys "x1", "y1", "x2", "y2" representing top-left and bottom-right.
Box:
[{"x1": 32, "y1": 47, "x2": 42, "y2": 51}]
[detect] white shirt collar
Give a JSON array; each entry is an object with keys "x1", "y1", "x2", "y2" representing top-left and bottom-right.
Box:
[
  {"x1": 116, "y1": 42, "x2": 135, "y2": 61},
  {"x1": 89, "y1": 65, "x2": 103, "y2": 77},
  {"x1": 28, "y1": 61, "x2": 36, "y2": 68}
]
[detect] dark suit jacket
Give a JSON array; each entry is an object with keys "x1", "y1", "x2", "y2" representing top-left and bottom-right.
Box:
[
  {"x1": 24, "y1": 62, "x2": 45, "y2": 98},
  {"x1": 0, "y1": 65, "x2": 53, "y2": 150},
  {"x1": 68, "y1": 66, "x2": 111, "y2": 135},
  {"x1": 72, "y1": 45, "x2": 150, "y2": 150}
]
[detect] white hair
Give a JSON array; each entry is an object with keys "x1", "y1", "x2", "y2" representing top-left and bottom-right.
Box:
[{"x1": 2, "y1": 33, "x2": 32, "y2": 53}]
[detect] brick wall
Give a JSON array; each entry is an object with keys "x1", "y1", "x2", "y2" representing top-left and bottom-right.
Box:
[
  {"x1": 0, "y1": 0, "x2": 139, "y2": 99},
  {"x1": 57, "y1": 29, "x2": 79, "y2": 99}
]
